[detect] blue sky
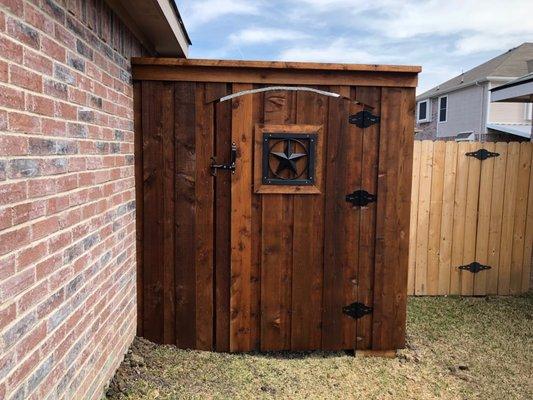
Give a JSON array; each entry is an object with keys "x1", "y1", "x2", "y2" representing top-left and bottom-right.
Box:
[{"x1": 176, "y1": 0, "x2": 533, "y2": 94}]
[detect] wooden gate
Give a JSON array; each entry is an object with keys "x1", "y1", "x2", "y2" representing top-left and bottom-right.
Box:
[{"x1": 133, "y1": 59, "x2": 419, "y2": 352}]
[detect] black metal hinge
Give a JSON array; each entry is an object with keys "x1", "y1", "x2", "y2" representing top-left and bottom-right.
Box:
[
  {"x1": 210, "y1": 142, "x2": 237, "y2": 176},
  {"x1": 458, "y1": 261, "x2": 491, "y2": 273},
  {"x1": 343, "y1": 302, "x2": 373, "y2": 319},
  {"x1": 346, "y1": 190, "x2": 376, "y2": 207},
  {"x1": 348, "y1": 110, "x2": 380, "y2": 128},
  {"x1": 465, "y1": 148, "x2": 499, "y2": 161}
]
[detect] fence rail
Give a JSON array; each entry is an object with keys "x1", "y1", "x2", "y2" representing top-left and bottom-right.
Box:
[{"x1": 408, "y1": 140, "x2": 533, "y2": 296}]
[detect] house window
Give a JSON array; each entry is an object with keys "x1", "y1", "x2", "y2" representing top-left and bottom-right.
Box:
[
  {"x1": 417, "y1": 100, "x2": 430, "y2": 123},
  {"x1": 525, "y1": 103, "x2": 532, "y2": 120},
  {"x1": 438, "y1": 96, "x2": 448, "y2": 123}
]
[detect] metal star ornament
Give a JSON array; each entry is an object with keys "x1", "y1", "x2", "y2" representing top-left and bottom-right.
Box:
[{"x1": 271, "y1": 139, "x2": 307, "y2": 176}]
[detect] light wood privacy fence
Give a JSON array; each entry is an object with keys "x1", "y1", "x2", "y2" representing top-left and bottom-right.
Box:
[{"x1": 408, "y1": 140, "x2": 533, "y2": 296}]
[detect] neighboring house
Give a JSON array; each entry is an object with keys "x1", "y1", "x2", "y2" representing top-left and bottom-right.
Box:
[
  {"x1": 490, "y1": 63, "x2": 533, "y2": 140},
  {"x1": 0, "y1": 1, "x2": 189, "y2": 400},
  {"x1": 416, "y1": 43, "x2": 533, "y2": 141}
]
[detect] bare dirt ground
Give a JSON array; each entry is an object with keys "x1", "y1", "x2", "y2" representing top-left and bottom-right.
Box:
[{"x1": 105, "y1": 294, "x2": 532, "y2": 399}]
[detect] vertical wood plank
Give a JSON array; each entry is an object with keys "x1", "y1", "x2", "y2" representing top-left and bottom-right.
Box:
[
  {"x1": 473, "y1": 142, "x2": 495, "y2": 295},
  {"x1": 174, "y1": 82, "x2": 197, "y2": 348},
  {"x1": 498, "y1": 142, "x2": 520, "y2": 295},
  {"x1": 510, "y1": 143, "x2": 532, "y2": 294},
  {"x1": 250, "y1": 90, "x2": 264, "y2": 350},
  {"x1": 141, "y1": 81, "x2": 175, "y2": 344},
  {"x1": 407, "y1": 140, "x2": 421, "y2": 296},
  {"x1": 486, "y1": 142, "x2": 508, "y2": 294},
  {"x1": 373, "y1": 87, "x2": 413, "y2": 350},
  {"x1": 427, "y1": 141, "x2": 446, "y2": 294},
  {"x1": 354, "y1": 86, "x2": 380, "y2": 350},
  {"x1": 438, "y1": 142, "x2": 458, "y2": 295},
  {"x1": 291, "y1": 89, "x2": 327, "y2": 350},
  {"x1": 261, "y1": 90, "x2": 296, "y2": 351},
  {"x1": 230, "y1": 83, "x2": 254, "y2": 351},
  {"x1": 212, "y1": 85, "x2": 232, "y2": 352},
  {"x1": 450, "y1": 143, "x2": 469, "y2": 294},
  {"x1": 461, "y1": 142, "x2": 481, "y2": 296},
  {"x1": 522, "y1": 143, "x2": 533, "y2": 293},
  {"x1": 134, "y1": 81, "x2": 143, "y2": 336},
  {"x1": 322, "y1": 86, "x2": 357, "y2": 350},
  {"x1": 414, "y1": 141, "x2": 433, "y2": 295}
]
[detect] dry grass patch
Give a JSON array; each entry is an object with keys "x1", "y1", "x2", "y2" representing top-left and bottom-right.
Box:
[{"x1": 106, "y1": 294, "x2": 532, "y2": 399}]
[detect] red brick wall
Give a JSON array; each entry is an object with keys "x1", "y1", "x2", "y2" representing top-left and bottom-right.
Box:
[{"x1": 0, "y1": 1, "x2": 146, "y2": 399}]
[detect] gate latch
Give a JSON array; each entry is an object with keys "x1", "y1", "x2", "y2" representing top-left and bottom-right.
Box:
[
  {"x1": 346, "y1": 190, "x2": 376, "y2": 207},
  {"x1": 343, "y1": 302, "x2": 372, "y2": 319},
  {"x1": 465, "y1": 148, "x2": 499, "y2": 161},
  {"x1": 458, "y1": 261, "x2": 491, "y2": 273},
  {"x1": 348, "y1": 110, "x2": 380, "y2": 128},
  {"x1": 211, "y1": 142, "x2": 237, "y2": 176}
]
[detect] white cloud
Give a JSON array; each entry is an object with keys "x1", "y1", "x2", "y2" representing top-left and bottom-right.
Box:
[
  {"x1": 229, "y1": 28, "x2": 310, "y2": 44},
  {"x1": 278, "y1": 38, "x2": 394, "y2": 64},
  {"x1": 178, "y1": 0, "x2": 261, "y2": 29},
  {"x1": 455, "y1": 34, "x2": 533, "y2": 55}
]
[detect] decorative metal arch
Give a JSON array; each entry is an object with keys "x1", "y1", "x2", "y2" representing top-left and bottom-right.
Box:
[{"x1": 217, "y1": 86, "x2": 365, "y2": 106}]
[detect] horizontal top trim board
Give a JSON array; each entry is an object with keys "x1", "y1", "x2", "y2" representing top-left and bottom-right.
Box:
[
  {"x1": 132, "y1": 57, "x2": 422, "y2": 73},
  {"x1": 132, "y1": 65, "x2": 419, "y2": 88}
]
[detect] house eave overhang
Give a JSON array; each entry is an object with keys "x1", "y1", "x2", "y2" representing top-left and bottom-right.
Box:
[
  {"x1": 416, "y1": 76, "x2": 522, "y2": 102},
  {"x1": 490, "y1": 79, "x2": 533, "y2": 103},
  {"x1": 105, "y1": 0, "x2": 190, "y2": 57}
]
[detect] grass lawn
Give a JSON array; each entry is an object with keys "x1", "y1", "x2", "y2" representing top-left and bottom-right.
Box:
[{"x1": 105, "y1": 294, "x2": 532, "y2": 399}]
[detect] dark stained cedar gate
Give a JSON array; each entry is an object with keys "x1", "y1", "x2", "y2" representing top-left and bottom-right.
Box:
[{"x1": 133, "y1": 58, "x2": 420, "y2": 353}]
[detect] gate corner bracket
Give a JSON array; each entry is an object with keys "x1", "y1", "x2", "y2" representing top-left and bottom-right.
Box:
[
  {"x1": 348, "y1": 110, "x2": 380, "y2": 128},
  {"x1": 346, "y1": 190, "x2": 376, "y2": 207}
]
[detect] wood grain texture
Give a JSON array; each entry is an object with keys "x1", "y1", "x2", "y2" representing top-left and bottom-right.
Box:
[
  {"x1": 415, "y1": 141, "x2": 433, "y2": 295},
  {"x1": 230, "y1": 83, "x2": 254, "y2": 351},
  {"x1": 322, "y1": 86, "x2": 355, "y2": 350},
  {"x1": 291, "y1": 90, "x2": 327, "y2": 350},
  {"x1": 174, "y1": 82, "x2": 197, "y2": 348},
  {"x1": 498, "y1": 142, "x2": 520, "y2": 295},
  {"x1": 510, "y1": 143, "x2": 531, "y2": 294},
  {"x1": 260, "y1": 90, "x2": 296, "y2": 351},
  {"x1": 407, "y1": 140, "x2": 421, "y2": 296},
  {"x1": 354, "y1": 86, "x2": 381, "y2": 350},
  {"x1": 134, "y1": 81, "x2": 144, "y2": 336},
  {"x1": 473, "y1": 143, "x2": 495, "y2": 295},
  {"x1": 486, "y1": 143, "x2": 508, "y2": 295},
  {"x1": 461, "y1": 142, "x2": 481, "y2": 296},
  {"x1": 427, "y1": 141, "x2": 445, "y2": 294},
  {"x1": 438, "y1": 142, "x2": 458, "y2": 295},
  {"x1": 522, "y1": 151, "x2": 533, "y2": 293}
]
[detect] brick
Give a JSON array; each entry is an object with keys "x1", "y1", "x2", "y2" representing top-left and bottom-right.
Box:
[
  {"x1": 55, "y1": 101, "x2": 77, "y2": 119},
  {"x1": 8, "y1": 159, "x2": 41, "y2": 178},
  {"x1": 0, "y1": 350, "x2": 16, "y2": 381},
  {"x1": 42, "y1": 118, "x2": 66, "y2": 136},
  {"x1": 0, "y1": 134, "x2": 28, "y2": 155},
  {"x1": 89, "y1": 95, "x2": 103, "y2": 109},
  {"x1": 8, "y1": 112, "x2": 41, "y2": 134},
  {"x1": 16, "y1": 241, "x2": 47, "y2": 269},
  {"x1": 54, "y1": 22, "x2": 76, "y2": 48},
  {"x1": 46, "y1": 194, "x2": 69, "y2": 214},
  {"x1": 0, "y1": 304, "x2": 16, "y2": 330},
  {"x1": 37, "y1": 288, "x2": 64, "y2": 319},
  {"x1": 43, "y1": 78, "x2": 68, "y2": 100},
  {"x1": 23, "y1": 48, "x2": 54, "y2": 76},
  {"x1": 32, "y1": 215, "x2": 59, "y2": 240},
  {"x1": 29, "y1": 138, "x2": 77, "y2": 155},
  {"x1": 42, "y1": 0, "x2": 66, "y2": 23},
  {"x1": 67, "y1": 53, "x2": 85, "y2": 72},
  {"x1": 10, "y1": 65, "x2": 43, "y2": 92},
  {"x1": 76, "y1": 38, "x2": 93, "y2": 59},
  {"x1": 0, "y1": 59, "x2": 7, "y2": 81},
  {"x1": 78, "y1": 108, "x2": 95, "y2": 123},
  {"x1": 0, "y1": 266, "x2": 34, "y2": 300},
  {"x1": 24, "y1": 4, "x2": 55, "y2": 34},
  {"x1": 0, "y1": 110, "x2": 6, "y2": 130},
  {"x1": 0, "y1": 0, "x2": 23, "y2": 17},
  {"x1": 7, "y1": 17, "x2": 40, "y2": 49},
  {"x1": 67, "y1": 122, "x2": 88, "y2": 138},
  {"x1": 0, "y1": 160, "x2": 5, "y2": 181},
  {"x1": 0, "y1": 84, "x2": 24, "y2": 108},
  {"x1": 28, "y1": 178, "x2": 54, "y2": 198},
  {"x1": 26, "y1": 93, "x2": 55, "y2": 116},
  {"x1": 0, "y1": 206, "x2": 11, "y2": 229},
  {"x1": 41, "y1": 36, "x2": 66, "y2": 63},
  {"x1": 14, "y1": 321, "x2": 47, "y2": 358},
  {"x1": 27, "y1": 355, "x2": 54, "y2": 395},
  {"x1": 12, "y1": 199, "x2": 46, "y2": 224},
  {"x1": 0, "y1": 181, "x2": 27, "y2": 205},
  {"x1": 54, "y1": 63, "x2": 76, "y2": 85},
  {"x1": 6, "y1": 349, "x2": 40, "y2": 393}
]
